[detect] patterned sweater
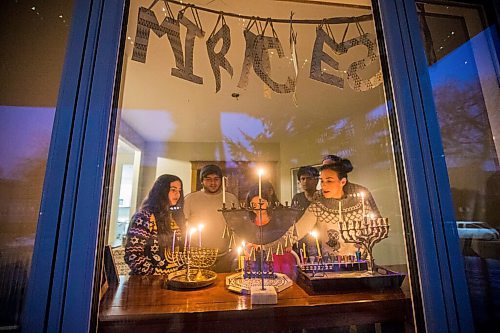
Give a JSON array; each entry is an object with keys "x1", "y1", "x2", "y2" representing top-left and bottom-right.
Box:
[
  {"x1": 124, "y1": 208, "x2": 181, "y2": 275},
  {"x1": 258, "y1": 182, "x2": 382, "y2": 257},
  {"x1": 294, "y1": 182, "x2": 381, "y2": 257}
]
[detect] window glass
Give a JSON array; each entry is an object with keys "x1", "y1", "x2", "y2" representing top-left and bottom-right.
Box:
[
  {"x1": 99, "y1": 0, "x2": 417, "y2": 330},
  {"x1": 0, "y1": 0, "x2": 73, "y2": 329},
  {"x1": 417, "y1": 1, "x2": 500, "y2": 331}
]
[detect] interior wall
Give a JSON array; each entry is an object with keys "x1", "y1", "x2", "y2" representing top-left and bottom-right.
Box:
[
  {"x1": 108, "y1": 151, "x2": 135, "y2": 245},
  {"x1": 156, "y1": 157, "x2": 192, "y2": 194},
  {"x1": 138, "y1": 141, "x2": 281, "y2": 198}
]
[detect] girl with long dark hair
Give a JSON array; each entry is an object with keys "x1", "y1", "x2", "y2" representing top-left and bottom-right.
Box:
[{"x1": 124, "y1": 174, "x2": 185, "y2": 275}]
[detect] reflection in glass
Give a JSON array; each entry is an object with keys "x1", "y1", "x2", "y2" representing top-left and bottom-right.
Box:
[
  {"x1": 418, "y1": 2, "x2": 500, "y2": 331},
  {"x1": 0, "y1": 0, "x2": 73, "y2": 328}
]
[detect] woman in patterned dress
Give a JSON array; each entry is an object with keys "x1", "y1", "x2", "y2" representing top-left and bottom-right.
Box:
[{"x1": 124, "y1": 174, "x2": 185, "y2": 275}]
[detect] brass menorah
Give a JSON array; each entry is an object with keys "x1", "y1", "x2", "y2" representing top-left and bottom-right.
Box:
[
  {"x1": 339, "y1": 217, "x2": 389, "y2": 272},
  {"x1": 165, "y1": 248, "x2": 218, "y2": 282}
]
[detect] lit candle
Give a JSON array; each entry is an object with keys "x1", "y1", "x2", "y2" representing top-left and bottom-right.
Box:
[
  {"x1": 197, "y1": 224, "x2": 204, "y2": 247},
  {"x1": 189, "y1": 227, "x2": 196, "y2": 250},
  {"x1": 184, "y1": 223, "x2": 189, "y2": 250},
  {"x1": 302, "y1": 242, "x2": 307, "y2": 258},
  {"x1": 222, "y1": 176, "x2": 226, "y2": 205},
  {"x1": 171, "y1": 229, "x2": 176, "y2": 253},
  {"x1": 258, "y1": 168, "x2": 264, "y2": 199},
  {"x1": 310, "y1": 230, "x2": 322, "y2": 258},
  {"x1": 237, "y1": 246, "x2": 243, "y2": 270},
  {"x1": 360, "y1": 192, "x2": 366, "y2": 217}
]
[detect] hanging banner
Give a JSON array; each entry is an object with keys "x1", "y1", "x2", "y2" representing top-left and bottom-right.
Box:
[
  {"x1": 253, "y1": 31, "x2": 296, "y2": 94},
  {"x1": 237, "y1": 29, "x2": 257, "y2": 90},
  {"x1": 345, "y1": 33, "x2": 383, "y2": 92},
  {"x1": 132, "y1": 7, "x2": 205, "y2": 84},
  {"x1": 206, "y1": 20, "x2": 233, "y2": 92},
  {"x1": 309, "y1": 26, "x2": 343, "y2": 88},
  {"x1": 310, "y1": 26, "x2": 383, "y2": 91},
  {"x1": 132, "y1": 1, "x2": 381, "y2": 94}
]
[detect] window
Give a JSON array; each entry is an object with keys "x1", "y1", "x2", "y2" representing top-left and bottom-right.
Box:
[{"x1": 98, "y1": 0, "x2": 418, "y2": 331}]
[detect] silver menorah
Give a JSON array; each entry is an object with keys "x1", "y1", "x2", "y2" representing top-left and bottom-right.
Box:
[
  {"x1": 165, "y1": 248, "x2": 218, "y2": 282},
  {"x1": 339, "y1": 217, "x2": 389, "y2": 272}
]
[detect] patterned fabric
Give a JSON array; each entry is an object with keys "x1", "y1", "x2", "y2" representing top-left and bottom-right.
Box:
[
  {"x1": 291, "y1": 182, "x2": 380, "y2": 257},
  {"x1": 111, "y1": 247, "x2": 130, "y2": 275},
  {"x1": 309, "y1": 182, "x2": 380, "y2": 224},
  {"x1": 307, "y1": 183, "x2": 379, "y2": 256},
  {"x1": 124, "y1": 209, "x2": 181, "y2": 275}
]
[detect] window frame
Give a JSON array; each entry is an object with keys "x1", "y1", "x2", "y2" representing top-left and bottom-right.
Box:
[
  {"x1": 22, "y1": 0, "x2": 474, "y2": 331},
  {"x1": 22, "y1": 0, "x2": 128, "y2": 331}
]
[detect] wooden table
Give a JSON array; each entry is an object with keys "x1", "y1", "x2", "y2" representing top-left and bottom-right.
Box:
[{"x1": 99, "y1": 272, "x2": 413, "y2": 332}]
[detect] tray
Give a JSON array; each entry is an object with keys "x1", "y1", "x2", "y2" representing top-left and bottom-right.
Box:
[
  {"x1": 225, "y1": 272, "x2": 293, "y2": 294},
  {"x1": 297, "y1": 265, "x2": 405, "y2": 294},
  {"x1": 165, "y1": 269, "x2": 217, "y2": 290}
]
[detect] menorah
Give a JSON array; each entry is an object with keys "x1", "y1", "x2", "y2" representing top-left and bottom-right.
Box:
[
  {"x1": 220, "y1": 202, "x2": 298, "y2": 299},
  {"x1": 165, "y1": 247, "x2": 218, "y2": 289},
  {"x1": 339, "y1": 217, "x2": 389, "y2": 272}
]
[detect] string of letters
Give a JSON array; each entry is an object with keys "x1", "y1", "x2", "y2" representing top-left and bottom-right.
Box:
[{"x1": 132, "y1": 0, "x2": 383, "y2": 94}]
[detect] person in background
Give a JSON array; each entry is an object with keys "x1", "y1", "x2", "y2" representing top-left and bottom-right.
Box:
[
  {"x1": 183, "y1": 164, "x2": 239, "y2": 272},
  {"x1": 245, "y1": 183, "x2": 297, "y2": 276},
  {"x1": 124, "y1": 174, "x2": 184, "y2": 275},
  {"x1": 292, "y1": 166, "x2": 319, "y2": 212},
  {"x1": 291, "y1": 166, "x2": 320, "y2": 257}
]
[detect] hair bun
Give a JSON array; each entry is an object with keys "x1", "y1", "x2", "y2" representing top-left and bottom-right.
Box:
[{"x1": 341, "y1": 158, "x2": 353, "y2": 173}]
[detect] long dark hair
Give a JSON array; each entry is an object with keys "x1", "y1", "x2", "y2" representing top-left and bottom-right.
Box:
[{"x1": 141, "y1": 174, "x2": 184, "y2": 238}]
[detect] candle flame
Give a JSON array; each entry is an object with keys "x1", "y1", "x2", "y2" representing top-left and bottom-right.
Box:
[
  {"x1": 190, "y1": 227, "x2": 197, "y2": 235},
  {"x1": 237, "y1": 247, "x2": 242, "y2": 255},
  {"x1": 257, "y1": 168, "x2": 264, "y2": 176},
  {"x1": 198, "y1": 224, "x2": 204, "y2": 231},
  {"x1": 241, "y1": 241, "x2": 246, "y2": 247},
  {"x1": 309, "y1": 230, "x2": 318, "y2": 238},
  {"x1": 360, "y1": 191, "x2": 365, "y2": 198}
]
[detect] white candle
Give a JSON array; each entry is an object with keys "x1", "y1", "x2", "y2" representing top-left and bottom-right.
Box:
[
  {"x1": 360, "y1": 192, "x2": 366, "y2": 217},
  {"x1": 189, "y1": 227, "x2": 196, "y2": 250},
  {"x1": 184, "y1": 223, "x2": 189, "y2": 250},
  {"x1": 171, "y1": 229, "x2": 176, "y2": 253},
  {"x1": 258, "y1": 169, "x2": 263, "y2": 199},
  {"x1": 197, "y1": 224, "x2": 204, "y2": 247},
  {"x1": 338, "y1": 200, "x2": 343, "y2": 222},
  {"x1": 222, "y1": 176, "x2": 226, "y2": 205}
]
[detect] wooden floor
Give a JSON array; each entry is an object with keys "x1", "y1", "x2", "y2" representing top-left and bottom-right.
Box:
[{"x1": 99, "y1": 269, "x2": 414, "y2": 333}]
